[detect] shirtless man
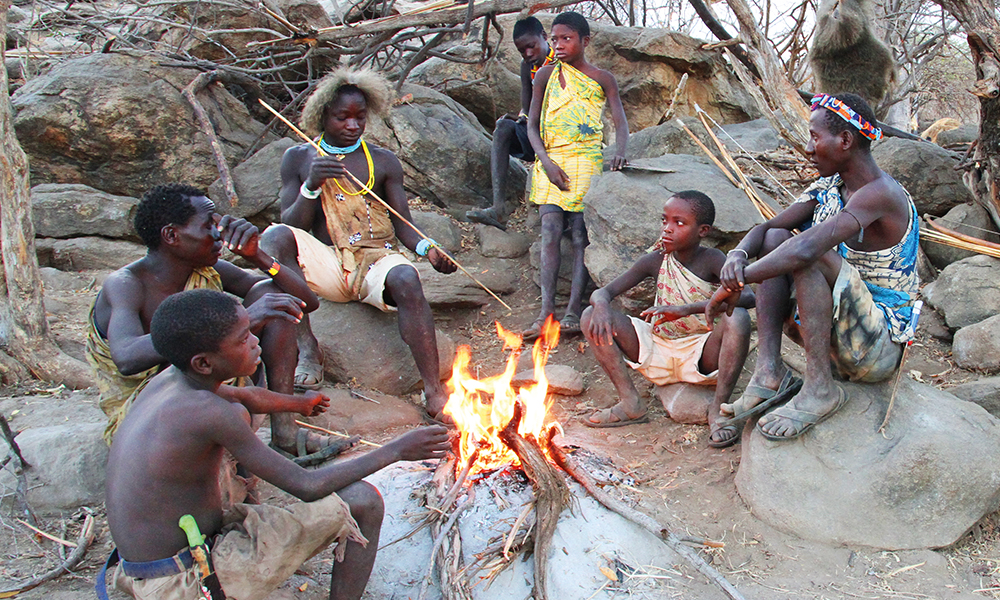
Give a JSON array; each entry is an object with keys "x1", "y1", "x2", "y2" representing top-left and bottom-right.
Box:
[
  {"x1": 101, "y1": 289, "x2": 450, "y2": 600},
  {"x1": 466, "y1": 16, "x2": 556, "y2": 230},
  {"x1": 88, "y1": 183, "x2": 345, "y2": 460},
  {"x1": 707, "y1": 93, "x2": 919, "y2": 440},
  {"x1": 261, "y1": 68, "x2": 456, "y2": 422}
]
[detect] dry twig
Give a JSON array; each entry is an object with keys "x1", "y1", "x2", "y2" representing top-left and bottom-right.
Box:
[{"x1": 0, "y1": 514, "x2": 96, "y2": 595}]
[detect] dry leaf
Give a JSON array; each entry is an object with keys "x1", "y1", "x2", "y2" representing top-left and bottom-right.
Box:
[
  {"x1": 298, "y1": 583, "x2": 309, "y2": 592},
  {"x1": 599, "y1": 565, "x2": 619, "y2": 582}
]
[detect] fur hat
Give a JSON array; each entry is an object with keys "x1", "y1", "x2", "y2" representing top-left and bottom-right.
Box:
[{"x1": 300, "y1": 68, "x2": 393, "y2": 136}]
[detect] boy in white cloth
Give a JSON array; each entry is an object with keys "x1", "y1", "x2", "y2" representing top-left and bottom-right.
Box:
[{"x1": 581, "y1": 191, "x2": 754, "y2": 448}]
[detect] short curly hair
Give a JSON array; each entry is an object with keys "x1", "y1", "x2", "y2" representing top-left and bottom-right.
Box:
[
  {"x1": 300, "y1": 68, "x2": 393, "y2": 137},
  {"x1": 134, "y1": 183, "x2": 206, "y2": 250},
  {"x1": 672, "y1": 190, "x2": 716, "y2": 227},
  {"x1": 819, "y1": 92, "x2": 877, "y2": 153},
  {"x1": 151, "y1": 289, "x2": 241, "y2": 370}
]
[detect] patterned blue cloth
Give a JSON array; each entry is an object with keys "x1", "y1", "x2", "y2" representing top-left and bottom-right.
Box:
[{"x1": 794, "y1": 175, "x2": 920, "y2": 342}]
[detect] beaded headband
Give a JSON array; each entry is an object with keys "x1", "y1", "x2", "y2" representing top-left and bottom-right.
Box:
[{"x1": 810, "y1": 94, "x2": 882, "y2": 141}]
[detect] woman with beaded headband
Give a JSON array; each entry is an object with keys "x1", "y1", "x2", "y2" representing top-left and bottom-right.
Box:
[
  {"x1": 705, "y1": 92, "x2": 919, "y2": 441},
  {"x1": 260, "y1": 68, "x2": 458, "y2": 427}
]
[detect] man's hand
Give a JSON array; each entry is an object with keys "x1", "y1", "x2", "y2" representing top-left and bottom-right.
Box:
[
  {"x1": 306, "y1": 155, "x2": 349, "y2": 191},
  {"x1": 246, "y1": 293, "x2": 305, "y2": 331},
  {"x1": 607, "y1": 154, "x2": 628, "y2": 171},
  {"x1": 389, "y1": 426, "x2": 451, "y2": 461},
  {"x1": 640, "y1": 304, "x2": 689, "y2": 325},
  {"x1": 542, "y1": 159, "x2": 571, "y2": 191},
  {"x1": 299, "y1": 391, "x2": 330, "y2": 417},
  {"x1": 706, "y1": 286, "x2": 740, "y2": 328},
  {"x1": 720, "y1": 253, "x2": 748, "y2": 293},
  {"x1": 585, "y1": 304, "x2": 614, "y2": 346},
  {"x1": 428, "y1": 247, "x2": 458, "y2": 274},
  {"x1": 218, "y1": 215, "x2": 261, "y2": 258}
]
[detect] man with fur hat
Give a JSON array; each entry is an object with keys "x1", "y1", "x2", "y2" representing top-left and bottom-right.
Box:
[{"x1": 262, "y1": 68, "x2": 457, "y2": 423}]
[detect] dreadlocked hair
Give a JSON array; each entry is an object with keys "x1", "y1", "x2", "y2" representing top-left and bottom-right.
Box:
[{"x1": 300, "y1": 68, "x2": 393, "y2": 136}]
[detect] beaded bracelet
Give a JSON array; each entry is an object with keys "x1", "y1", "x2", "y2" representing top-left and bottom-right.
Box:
[
  {"x1": 416, "y1": 238, "x2": 438, "y2": 257},
  {"x1": 299, "y1": 181, "x2": 321, "y2": 199}
]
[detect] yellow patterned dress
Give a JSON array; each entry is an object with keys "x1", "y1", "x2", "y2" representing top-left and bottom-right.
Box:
[{"x1": 529, "y1": 62, "x2": 605, "y2": 212}]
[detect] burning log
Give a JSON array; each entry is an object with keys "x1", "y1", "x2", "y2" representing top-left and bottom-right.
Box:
[
  {"x1": 545, "y1": 431, "x2": 747, "y2": 600},
  {"x1": 498, "y1": 402, "x2": 570, "y2": 600}
]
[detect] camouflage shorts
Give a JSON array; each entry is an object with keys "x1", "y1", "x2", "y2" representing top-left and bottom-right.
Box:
[{"x1": 829, "y1": 259, "x2": 902, "y2": 382}]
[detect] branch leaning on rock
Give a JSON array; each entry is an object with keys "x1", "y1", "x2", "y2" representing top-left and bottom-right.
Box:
[
  {"x1": 258, "y1": 99, "x2": 514, "y2": 312},
  {"x1": 183, "y1": 71, "x2": 239, "y2": 208}
]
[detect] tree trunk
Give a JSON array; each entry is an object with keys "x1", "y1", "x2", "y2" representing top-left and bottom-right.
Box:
[
  {"x1": 0, "y1": 1, "x2": 93, "y2": 389},
  {"x1": 931, "y1": 0, "x2": 1000, "y2": 229}
]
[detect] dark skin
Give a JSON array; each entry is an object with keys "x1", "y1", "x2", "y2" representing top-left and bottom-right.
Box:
[
  {"x1": 262, "y1": 90, "x2": 457, "y2": 420},
  {"x1": 583, "y1": 197, "x2": 753, "y2": 445},
  {"x1": 467, "y1": 31, "x2": 552, "y2": 227},
  {"x1": 105, "y1": 306, "x2": 450, "y2": 600},
  {"x1": 92, "y1": 197, "x2": 332, "y2": 448},
  {"x1": 707, "y1": 110, "x2": 911, "y2": 439},
  {"x1": 527, "y1": 23, "x2": 630, "y2": 326}
]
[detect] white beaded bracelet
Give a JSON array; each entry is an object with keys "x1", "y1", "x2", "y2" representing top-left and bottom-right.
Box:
[
  {"x1": 416, "y1": 238, "x2": 438, "y2": 257},
  {"x1": 299, "y1": 181, "x2": 321, "y2": 199}
]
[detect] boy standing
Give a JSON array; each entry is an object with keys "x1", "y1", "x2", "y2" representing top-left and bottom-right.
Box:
[
  {"x1": 102, "y1": 289, "x2": 450, "y2": 600},
  {"x1": 526, "y1": 11, "x2": 629, "y2": 338},
  {"x1": 263, "y1": 68, "x2": 458, "y2": 423},
  {"x1": 466, "y1": 17, "x2": 557, "y2": 231},
  {"x1": 582, "y1": 192, "x2": 754, "y2": 448}
]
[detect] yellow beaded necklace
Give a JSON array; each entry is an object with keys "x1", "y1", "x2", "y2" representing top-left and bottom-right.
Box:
[{"x1": 333, "y1": 139, "x2": 375, "y2": 195}]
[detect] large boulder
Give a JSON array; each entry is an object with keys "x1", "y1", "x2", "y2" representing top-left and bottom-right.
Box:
[
  {"x1": 209, "y1": 138, "x2": 297, "y2": 226},
  {"x1": 953, "y1": 314, "x2": 1000, "y2": 371},
  {"x1": 365, "y1": 84, "x2": 526, "y2": 212},
  {"x1": 950, "y1": 376, "x2": 1000, "y2": 417},
  {"x1": 12, "y1": 52, "x2": 274, "y2": 198},
  {"x1": 584, "y1": 154, "x2": 776, "y2": 312},
  {"x1": 409, "y1": 48, "x2": 522, "y2": 130},
  {"x1": 921, "y1": 203, "x2": 998, "y2": 269},
  {"x1": 410, "y1": 211, "x2": 463, "y2": 254},
  {"x1": 736, "y1": 377, "x2": 1000, "y2": 549},
  {"x1": 718, "y1": 117, "x2": 787, "y2": 154},
  {"x1": 495, "y1": 20, "x2": 758, "y2": 132},
  {"x1": 414, "y1": 258, "x2": 519, "y2": 309},
  {"x1": 36, "y1": 237, "x2": 146, "y2": 271},
  {"x1": 477, "y1": 224, "x2": 531, "y2": 258},
  {"x1": 604, "y1": 116, "x2": 710, "y2": 161},
  {"x1": 31, "y1": 183, "x2": 139, "y2": 241},
  {"x1": 872, "y1": 137, "x2": 974, "y2": 216},
  {"x1": 0, "y1": 422, "x2": 108, "y2": 513},
  {"x1": 923, "y1": 255, "x2": 1000, "y2": 328},
  {"x1": 309, "y1": 300, "x2": 455, "y2": 395}
]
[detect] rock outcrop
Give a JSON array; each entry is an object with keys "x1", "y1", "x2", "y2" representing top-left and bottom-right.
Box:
[
  {"x1": 365, "y1": 84, "x2": 526, "y2": 212},
  {"x1": 953, "y1": 314, "x2": 1000, "y2": 371},
  {"x1": 736, "y1": 377, "x2": 1000, "y2": 549},
  {"x1": 31, "y1": 184, "x2": 139, "y2": 241},
  {"x1": 921, "y1": 203, "x2": 998, "y2": 269},
  {"x1": 209, "y1": 138, "x2": 297, "y2": 225},
  {"x1": 923, "y1": 255, "x2": 1000, "y2": 329},
  {"x1": 13, "y1": 53, "x2": 274, "y2": 198},
  {"x1": 309, "y1": 300, "x2": 455, "y2": 395},
  {"x1": 872, "y1": 137, "x2": 974, "y2": 216}
]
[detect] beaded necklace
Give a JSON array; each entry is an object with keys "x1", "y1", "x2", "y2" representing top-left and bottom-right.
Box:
[
  {"x1": 330, "y1": 139, "x2": 375, "y2": 194},
  {"x1": 319, "y1": 136, "x2": 362, "y2": 155},
  {"x1": 530, "y1": 45, "x2": 557, "y2": 80}
]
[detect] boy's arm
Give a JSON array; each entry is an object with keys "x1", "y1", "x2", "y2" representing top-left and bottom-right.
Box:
[
  {"x1": 518, "y1": 60, "x2": 533, "y2": 117},
  {"x1": 596, "y1": 70, "x2": 629, "y2": 171},
  {"x1": 527, "y1": 66, "x2": 570, "y2": 191},
  {"x1": 381, "y1": 151, "x2": 456, "y2": 274},
  {"x1": 279, "y1": 146, "x2": 318, "y2": 230},
  {"x1": 215, "y1": 402, "x2": 450, "y2": 501},
  {"x1": 217, "y1": 385, "x2": 329, "y2": 417},
  {"x1": 586, "y1": 252, "x2": 662, "y2": 345},
  {"x1": 103, "y1": 272, "x2": 166, "y2": 376}
]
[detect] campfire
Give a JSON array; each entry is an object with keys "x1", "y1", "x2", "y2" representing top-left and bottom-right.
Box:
[
  {"x1": 408, "y1": 317, "x2": 745, "y2": 600},
  {"x1": 443, "y1": 316, "x2": 561, "y2": 476}
]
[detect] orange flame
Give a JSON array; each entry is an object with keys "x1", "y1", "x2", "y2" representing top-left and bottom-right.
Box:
[{"x1": 443, "y1": 316, "x2": 561, "y2": 474}]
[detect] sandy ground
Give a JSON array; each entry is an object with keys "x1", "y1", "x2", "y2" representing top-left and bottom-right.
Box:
[{"x1": 3, "y1": 202, "x2": 1000, "y2": 600}]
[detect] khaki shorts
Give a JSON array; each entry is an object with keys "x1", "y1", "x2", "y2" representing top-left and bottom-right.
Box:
[
  {"x1": 624, "y1": 317, "x2": 718, "y2": 386},
  {"x1": 279, "y1": 224, "x2": 413, "y2": 312},
  {"x1": 829, "y1": 259, "x2": 902, "y2": 382},
  {"x1": 115, "y1": 494, "x2": 364, "y2": 600}
]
